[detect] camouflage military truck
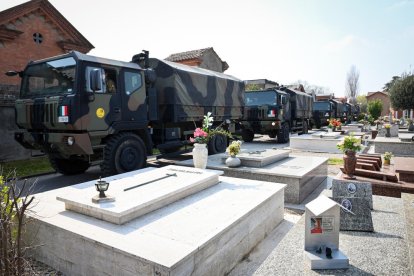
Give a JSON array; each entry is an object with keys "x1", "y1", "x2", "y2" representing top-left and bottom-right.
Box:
[
  {"x1": 311, "y1": 99, "x2": 347, "y2": 128},
  {"x1": 241, "y1": 87, "x2": 313, "y2": 143},
  {"x1": 311, "y1": 100, "x2": 333, "y2": 129},
  {"x1": 344, "y1": 103, "x2": 354, "y2": 123},
  {"x1": 9, "y1": 51, "x2": 244, "y2": 176},
  {"x1": 330, "y1": 99, "x2": 346, "y2": 123},
  {"x1": 352, "y1": 104, "x2": 360, "y2": 121}
]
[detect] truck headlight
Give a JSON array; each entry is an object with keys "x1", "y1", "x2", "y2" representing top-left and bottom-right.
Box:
[{"x1": 67, "y1": 136, "x2": 75, "y2": 146}]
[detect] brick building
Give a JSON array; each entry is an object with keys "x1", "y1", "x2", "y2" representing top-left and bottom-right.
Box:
[
  {"x1": 165, "y1": 47, "x2": 229, "y2": 73},
  {"x1": 0, "y1": 0, "x2": 93, "y2": 161},
  {"x1": 0, "y1": 0, "x2": 93, "y2": 95},
  {"x1": 366, "y1": 91, "x2": 392, "y2": 117}
]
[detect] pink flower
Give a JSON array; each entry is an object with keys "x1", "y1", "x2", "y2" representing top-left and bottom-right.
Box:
[
  {"x1": 190, "y1": 137, "x2": 195, "y2": 143},
  {"x1": 194, "y1": 128, "x2": 207, "y2": 137}
]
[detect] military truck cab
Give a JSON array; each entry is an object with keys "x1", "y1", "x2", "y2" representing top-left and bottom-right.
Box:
[
  {"x1": 13, "y1": 51, "x2": 151, "y2": 175},
  {"x1": 329, "y1": 99, "x2": 345, "y2": 121},
  {"x1": 241, "y1": 87, "x2": 312, "y2": 143},
  {"x1": 12, "y1": 51, "x2": 244, "y2": 176},
  {"x1": 311, "y1": 100, "x2": 334, "y2": 129},
  {"x1": 344, "y1": 103, "x2": 355, "y2": 123}
]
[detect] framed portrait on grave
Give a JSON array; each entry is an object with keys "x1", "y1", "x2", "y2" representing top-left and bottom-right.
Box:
[{"x1": 310, "y1": 217, "x2": 334, "y2": 234}]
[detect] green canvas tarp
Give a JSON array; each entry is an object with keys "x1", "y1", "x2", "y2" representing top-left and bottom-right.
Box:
[{"x1": 149, "y1": 58, "x2": 244, "y2": 123}]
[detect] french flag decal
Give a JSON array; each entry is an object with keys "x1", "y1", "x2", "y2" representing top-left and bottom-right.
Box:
[{"x1": 268, "y1": 109, "x2": 276, "y2": 118}]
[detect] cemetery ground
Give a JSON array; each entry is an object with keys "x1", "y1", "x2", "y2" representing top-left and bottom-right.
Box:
[{"x1": 6, "y1": 133, "x2": 413, "y2": 275}]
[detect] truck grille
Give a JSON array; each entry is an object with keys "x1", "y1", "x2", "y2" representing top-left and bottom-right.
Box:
[
  {"x1": 247, "y1": 109, "x2": 264, "y2": 120},
  {"x1": 28, "y1": 101, "x2": 58, "y2": 128}
]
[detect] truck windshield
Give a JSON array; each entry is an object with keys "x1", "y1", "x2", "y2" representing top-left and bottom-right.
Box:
[
  {"x1": 313, "y1": 102, "x2": 331, "y2": 111},
  {"x1": 245, "y1": 91, "x2": 277, "y2": 106},
  {"x1": 21, "y1": 57, "x2": 76, "y2": 98}
]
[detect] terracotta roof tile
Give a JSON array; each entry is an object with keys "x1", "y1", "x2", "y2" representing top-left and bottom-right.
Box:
[{"x1": 165, "y1": 47, "x2": 213, "y2": 62}]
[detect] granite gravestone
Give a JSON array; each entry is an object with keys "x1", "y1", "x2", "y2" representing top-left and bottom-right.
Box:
[
  {"x1": 332, "y1": 179, "x2": 373, "y2": 209},
  {"x1": 378, "y1": 125, "x2": 399, "y2": 137},
  {"x1": 304, "y1": 195, "x2": 349, "y2": 270},
  {"x1": 332, "y1": 197, "x2": 374, "y2": 232},
  {"x1": 332, "y1": 178, "x2": 374, "y2": 231}
]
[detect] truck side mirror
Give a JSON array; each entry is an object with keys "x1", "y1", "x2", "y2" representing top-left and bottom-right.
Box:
[
  {"x1": 90, "y1": 69, "x2": 102, "y2": 92},
  {"x1": 281, "y1": 96, "x2": 287, "y2": 105},
  {"x1": 5, "y1": 71, "x2": 19, "y2": 77}
]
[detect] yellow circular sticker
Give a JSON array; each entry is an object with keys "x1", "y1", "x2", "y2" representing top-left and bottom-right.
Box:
[{"x1": 96, "y1": 108, "x2": 105, "y2": 118}]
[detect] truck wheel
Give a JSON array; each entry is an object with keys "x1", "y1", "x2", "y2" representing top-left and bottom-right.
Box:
[
  {"x1": 49, "y1": 156, "x2": 90, "y2": 175},
  {"x1": 277, "y1": 123, "x2": 290, "y2": 143},
  {"x1": 208, "y1": 134, "x2": 228, "y2": 154},
  {"x1": 101, "y1": 132, "x2": 147, "y2": 176},
  {"x1": 241, "y1": 129, "x2": 254, "y2": 142}
]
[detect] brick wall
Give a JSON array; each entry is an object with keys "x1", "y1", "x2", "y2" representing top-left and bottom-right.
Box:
[
  {"x1": 0, "y1": 11, "x2": 70, "y2": 161},
  {"x1": 0, "y1": 11, "x2": 68, "y2": 86},
  {"x1": 367, "y1": 93, "x2": 391, "y2": 117}
]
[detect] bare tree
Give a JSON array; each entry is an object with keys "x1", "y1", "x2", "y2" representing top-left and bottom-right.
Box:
[{"x1": 345, "y1": 65, "x2": 360, "y2": 104}]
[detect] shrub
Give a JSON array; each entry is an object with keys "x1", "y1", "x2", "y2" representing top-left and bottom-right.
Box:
[
  {"x1": 367, "y1": 99, "x2": 383, "y2": 120},
  {"x1": 0, "y1": 169, "x2": 35, "y2": 275}
]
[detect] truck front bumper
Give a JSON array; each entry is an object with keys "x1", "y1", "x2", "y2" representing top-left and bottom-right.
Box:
[
  {"x1": 15, "y1": 131, "x2": 93, "y2": 156},
  {"x1": 241, "y1": 121, "x2": 281, "y2": 134}
]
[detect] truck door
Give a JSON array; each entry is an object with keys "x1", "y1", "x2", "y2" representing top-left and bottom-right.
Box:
[
  {"x1": 120, "y1": 70, "x2": 147, "y2": 126},
  {"x1": 84, "y1": 66, "x2": 122, "y2": 131}
]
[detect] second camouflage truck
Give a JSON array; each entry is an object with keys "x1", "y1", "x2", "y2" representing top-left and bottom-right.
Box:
[
  {"x1": 240, "y1": 87, "x2": 313, "y2": 143},
  {"x1": 11, "y1": 51, "x2": 244, "y2": 176}
]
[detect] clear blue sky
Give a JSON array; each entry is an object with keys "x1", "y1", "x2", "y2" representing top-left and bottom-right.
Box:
[{"x1": 1, "y1": 0, "x2": 413, "y2": 97}]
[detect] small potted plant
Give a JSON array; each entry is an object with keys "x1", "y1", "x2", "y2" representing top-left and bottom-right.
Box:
[
  {"x1": 337, "y1": 134, "x2": 362, "y2": 179},
  {"x1": 327, "y1": 118, "x2": 341, "y2": 132},
  {"x1": 383, "y1": 152, "x2": 392, "y2": 165},
  {"x1": 225, "y1": 140, "x2": 242, "y2": 167},
  {"x1": 327, "y1": 119, "x2": 333, "y2": 132}
]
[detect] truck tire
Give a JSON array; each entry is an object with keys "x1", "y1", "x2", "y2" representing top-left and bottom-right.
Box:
[
  {"x1": 277, "y1": 123, "x2": 290, "y2": 143},
  {"x1": 208, "y1": 134, "x2": 228, "y2": 154},
  {"x1": 101, "y1": 132, "x2": 147, "y2": 176},
  {"x1": 241, "y1": 129, "x2": 254, "y2": 142},
  {"x1": 49, "y1": 156, "x2": 90, "y2": 175}
]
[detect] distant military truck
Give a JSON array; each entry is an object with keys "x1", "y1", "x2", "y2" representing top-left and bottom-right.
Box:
[
  {"x1": 9, "y1": 51, "x2": 244, "y2": 176},
  {"x1": 329, "y1": 99, "x2": 346, "y2": 121},
  {"x1": 311, "y1": 100, "x2": 334, "y2": 129},
  {"x1": 241, "y1": 87, "x2": 313, "y2": 143},
  {"x1": 344, "y1": 103, "x2": 361, "y2": 123},
  {"x1": 311, "y1": 99, "x2": 347, "y2": 128},
  {"x1": 352, "y1": 104, "x2": 360, "y2": 121}
]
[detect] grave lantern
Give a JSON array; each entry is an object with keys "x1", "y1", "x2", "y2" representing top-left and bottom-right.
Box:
[{"x1": 92, "y1": 177, "x2": 115, "y2": 203}]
